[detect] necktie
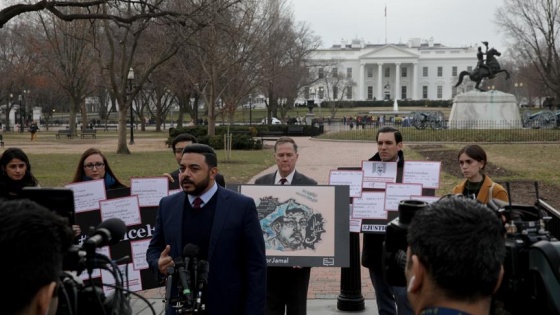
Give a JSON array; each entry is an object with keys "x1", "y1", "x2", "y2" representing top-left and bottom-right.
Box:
[
  {"x1": 192, "y1": 197, "x2": 203, "y2": 209},
  {"x1": 280, "y1": 178, "x2": 287, "y2": 185}
]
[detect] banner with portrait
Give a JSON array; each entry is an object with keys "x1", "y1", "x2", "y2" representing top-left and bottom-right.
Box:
[{"x1": 230, "y1": 184, "x2": 350, "y2": 267}]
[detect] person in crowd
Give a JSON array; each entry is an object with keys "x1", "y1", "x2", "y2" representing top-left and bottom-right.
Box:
[
  {"x1": 0, "y1": 199, "x2": 74, "y2": 315},
  {"x1": 71, "y1": 148, "x2": 127, "y2": 190},
  {"x1": 164, "y1": 133, "x2": 225, "y2": 190},
  {"x1": 362, "y1": 127, "x2": 413, "y2": 315},
  {"x1": 0, "y1": 147, "x2": 39, "y2": 199},
  {"x1": 405, "y1": 197, "x2": 506, "y2": 315},
  {"x1": 29, "y1": 121, "x2": 39, "y2": 141},
  {"x1": 452, "y1": 144, "x2": 508, "y2": 204},
  {"x1": 255, "y1": 136, "x2": 317, "y2": 315},
  {"x1": 147, "y1": 144, "x2": 266, "y2": 315}
]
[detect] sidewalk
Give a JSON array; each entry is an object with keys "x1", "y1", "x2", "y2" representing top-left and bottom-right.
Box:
[{"x1": 134, "y1": 137, "x2": 380, "y2": 314}]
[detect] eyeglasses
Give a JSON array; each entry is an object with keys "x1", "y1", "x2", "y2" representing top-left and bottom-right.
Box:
[
  {"x1": 282, "y1": 219, "x2": 308, "y2": 228},
  {"x1": 84, "y1": 162, "x2": 105, "y2": 170}
]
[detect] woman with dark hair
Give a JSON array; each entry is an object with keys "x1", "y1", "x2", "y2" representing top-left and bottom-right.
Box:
[
  {"x1": 452, "y1": 144, "x2": 508, "y2": 204},
  {"x1": 0, "y1": 148, "x2": 39, "y2": 199},
  {"x1": 71, "y1": 148, "x2": 126, "y2": 190}
]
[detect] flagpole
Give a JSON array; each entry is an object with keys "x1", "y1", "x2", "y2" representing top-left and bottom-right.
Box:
[{"x1": 384, "y1": 3, "x2": 387, "y2": 44}]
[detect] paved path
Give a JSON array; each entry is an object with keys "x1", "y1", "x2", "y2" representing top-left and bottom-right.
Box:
[{"x1": 134, "y1": 137, "x2": 381, "y2": 314}]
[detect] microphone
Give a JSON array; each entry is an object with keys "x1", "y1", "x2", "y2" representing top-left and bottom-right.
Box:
[
  {"x1": 183, "y1": 244, "x2": 199, "y2": 287},
  {"x1": 174, "y1": 258, "x2": 192, "y2": 302},
  {"x1": 194, "y1": 260, "x2": 209, "y2": 312},
  {"x1": 85, "y1": 218, "x2": 126, "y2": 249}
]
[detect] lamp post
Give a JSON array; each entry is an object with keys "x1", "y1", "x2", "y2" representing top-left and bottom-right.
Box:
[
  {"x1": 249, "y1": 94, "x2": 252, "y2": 126},
  {"x1": 8, "y1": 93, "x2": 13, "y2": 131},
  {"x1": 514, "y1": 82, "x2": 523, "y2": 106},
  {"x1": 127, "y1": 67, "x2": 135, "y2": 145}
]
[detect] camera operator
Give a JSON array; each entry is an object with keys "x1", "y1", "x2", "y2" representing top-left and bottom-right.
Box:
[
  {"x1": 0, "y1": 199, "x2": 74, "y2": 315},
  {"x1": 405, "y1": 197, "x2": 506, "y2": 315}
]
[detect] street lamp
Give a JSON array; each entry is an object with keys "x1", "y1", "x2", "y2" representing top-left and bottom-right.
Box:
[
  {"x1": 514, "y1": 82, "x2": 523, "y2": 106},
  {"x1": 127, "y1": 67, "x2": 135, "y2": 145},
  {"x1": 249, "y1": 94, "x2": 253, "y2": 126}
]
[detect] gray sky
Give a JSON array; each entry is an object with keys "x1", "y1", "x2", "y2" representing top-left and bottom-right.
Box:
[{"x1": 290, "y1": 0, "x2": 506, "y2": 51}]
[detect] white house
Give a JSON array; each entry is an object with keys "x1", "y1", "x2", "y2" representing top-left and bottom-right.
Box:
[{"x1": 306, "y1": 38, "x2": 479, "y2": 101}]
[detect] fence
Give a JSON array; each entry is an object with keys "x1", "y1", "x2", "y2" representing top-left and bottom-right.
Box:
[{"x1": 320, "y1": 120, "x2": 560, "y2": 142}]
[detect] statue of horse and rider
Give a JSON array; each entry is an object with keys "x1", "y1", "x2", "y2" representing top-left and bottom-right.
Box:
[{"x1": 455, "y1": 41, "x2": 510, "y2": 91}]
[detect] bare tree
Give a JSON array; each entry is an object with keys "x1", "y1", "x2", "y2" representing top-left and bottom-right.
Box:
[
  {"x1": 496, "y1": 0, "x2": 560, "y2": 100},
  {"x1": 0, "y1": 0, "x2": 188, "y2": 28}
]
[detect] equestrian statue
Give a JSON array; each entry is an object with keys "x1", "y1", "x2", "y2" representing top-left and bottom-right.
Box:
[{"x1": 454, "y1": 41, "x2": 510, "y2": 91}]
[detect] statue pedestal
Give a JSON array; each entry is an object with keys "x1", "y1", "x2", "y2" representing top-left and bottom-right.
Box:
[
  {"x1": 305, "y1": 112, "x2": 315, "y2": 126},
  {"x1": 449, "y1": 90, "x2": 522, "y2": 129}
]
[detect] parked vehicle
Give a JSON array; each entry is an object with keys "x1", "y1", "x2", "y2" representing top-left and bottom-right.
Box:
[{"x1": 261, "y1": 117, "x2": 282, "y2": 125}]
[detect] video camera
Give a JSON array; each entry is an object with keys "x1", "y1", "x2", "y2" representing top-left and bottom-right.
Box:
[
  {"x1": 382, "y1": 182, "x2": 560, "y2": 315},
  {"x1": 19, "y1": 188, "x2": 155, "y2": 315},
  {"x1": 164, "y1": 243, "x2": 210, "y2": 314}
]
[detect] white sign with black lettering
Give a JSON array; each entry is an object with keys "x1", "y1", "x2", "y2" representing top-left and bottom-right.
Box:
[
  {"x1": 352, "y1": 192, "x2": 386, "y2": 219},
  {"x1": 362, "y1": 161, "x2": 398, "y2": 189},
  {"x1": 384, "y1": 183, "x2": 423, "y2": 211},
  {"x1": 65, "y1": 180, "x2": 106, "y2": 213},
  {"x1": 403, "y1": 161, "x2": 441, "y2": 189},
  {"x1": 329, "y1": 170, "x2": 364, "y2": 197}
]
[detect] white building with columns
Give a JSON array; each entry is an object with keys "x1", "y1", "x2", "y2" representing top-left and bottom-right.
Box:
[{"x1": 305, "y1": 38, "x2": 478, "y2": 102}]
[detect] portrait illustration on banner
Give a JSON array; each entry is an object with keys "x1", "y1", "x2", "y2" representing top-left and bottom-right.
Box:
[{"x1": 240, "y1": 185, "x2": 336, "y2": 257}]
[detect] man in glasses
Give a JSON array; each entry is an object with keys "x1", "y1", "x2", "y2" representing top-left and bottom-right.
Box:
[{"x1": 164, "y1": 133, "x2": 225, "y2": 190}]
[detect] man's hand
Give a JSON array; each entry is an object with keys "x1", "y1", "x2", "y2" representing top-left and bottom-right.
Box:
[
  {"x1": 158, "y1": 245, "x2": 174, "y2": 275},
  {"x1": 163, "y1": 173, "x2": 174, "y2": 183}
]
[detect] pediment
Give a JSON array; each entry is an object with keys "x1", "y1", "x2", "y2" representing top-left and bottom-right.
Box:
[{"x1": 360, "y1": 45, "x2": 419, "y2": 59}]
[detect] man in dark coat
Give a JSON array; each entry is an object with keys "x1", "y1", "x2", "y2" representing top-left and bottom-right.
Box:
[
  {"x1": 255, "y1": 137, "x2": 317, "y2": 315},
  {"x1": 147, "y1": 144, "x2": 266, "y2": 315},
  {"x1": 361, "y1": 127, "x2": 413, "y2": 315}
]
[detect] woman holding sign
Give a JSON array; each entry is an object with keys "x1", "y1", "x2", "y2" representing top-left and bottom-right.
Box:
[
  {"x1": 71, "y1": 148, "x2": 127, "y2": 190},
  {"x1": 452, "y1": 145, "x2": 508, "y2": 204}
]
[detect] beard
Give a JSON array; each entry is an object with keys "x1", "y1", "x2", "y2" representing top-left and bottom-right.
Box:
[{"x1": 181, "y1": 174, "x2": 211, "y2": 196}]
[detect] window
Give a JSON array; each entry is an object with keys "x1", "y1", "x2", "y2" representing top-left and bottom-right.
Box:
[
  {"x1": 367, "y1": 67, "x2": 373, "y2": 78},
  {"x1": 347, "y1": 67, "x2": 352, "y2": 78},
  {"x1": 437, "y1": 85, "x2": 442, "y2": 99},
  {"x1": 318, "y1": 86, "x2": 324, "y2": 99},
  {"x1": 401, "y1": 67, "x2": 407, "y2": 77},
  {"x1": 332, "y1": 67, "x2": 338, "y2": 78},
  {"x1": 452, "y1": 66, "x2": 458, "y2": 76},
  {"x1": 367, "y1": 86, "x2": 373, "y2": 100},
  {"x1": 318, "y1": 68, "x2": 324, "y2": 79},
  {"x1": 437, "y1": 67, "x2": 443, "y2": 77},
  {"x1": 304, "y1": 87, "x2": 310, "y2": 99},
  {"x1": 385, "y1": 67, "x2": 390, "y2": 77},
  {"x1": 467, "y1": 66, "x2": 472, "y2": 72},
  {"x1": 401, "y1": 86, "x2": 407, "y2": 99},
  {"x1": 423, "y1": 67, "x2": 428, "y2": 77},
  {"x1": 422, "y1": 86, "x2": 428, "y2": 99},
  {"x1": 333, "y1": 86, "x2": 338, "y2": 99},
  {"x1": 346, "y1": 86, "x2": 353, "y2": 99}
]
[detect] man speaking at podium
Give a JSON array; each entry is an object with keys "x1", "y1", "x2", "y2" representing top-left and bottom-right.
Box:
[{"x1": 147, "y1": 144, "x2": 266, "y2": 315}]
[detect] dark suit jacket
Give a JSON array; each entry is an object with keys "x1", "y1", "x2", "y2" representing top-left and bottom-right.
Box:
[
  {"x1": 146, "y1": 186, "x2": 266, "y2": 315},
  {"x1": 254, "y1": 170, "x2": 317, "y2": 186},
  {"x1": 169, "y1": 169, "x2": 226, "y2": 190}
]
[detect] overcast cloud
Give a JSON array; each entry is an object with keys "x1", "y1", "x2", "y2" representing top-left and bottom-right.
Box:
[{"x1": 290, "y1": 0, "x2": 506, "y2": 51}]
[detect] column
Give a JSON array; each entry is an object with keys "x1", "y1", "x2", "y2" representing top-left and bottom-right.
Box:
[
  {"x1": 395, "y1": 63, "x2": 401, "y2": 101},
  {"x1": 413, "y1": 63, "x2": 418, "y2": 100},
  {"x1": 359, "y1": 63, "x2": 365, "y2": 100},
  {"x1": 377, "y1": 63, "x2": 383, "y2": 100}
]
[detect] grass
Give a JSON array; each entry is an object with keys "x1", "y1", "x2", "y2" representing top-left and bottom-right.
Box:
[{"x1": 30, "y1": 149, "x2": 276, "y2": 188}]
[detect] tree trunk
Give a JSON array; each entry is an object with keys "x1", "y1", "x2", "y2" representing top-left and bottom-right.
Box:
[{"x1": 116, "y1": 105, "x2": 130, "y2": 154}]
